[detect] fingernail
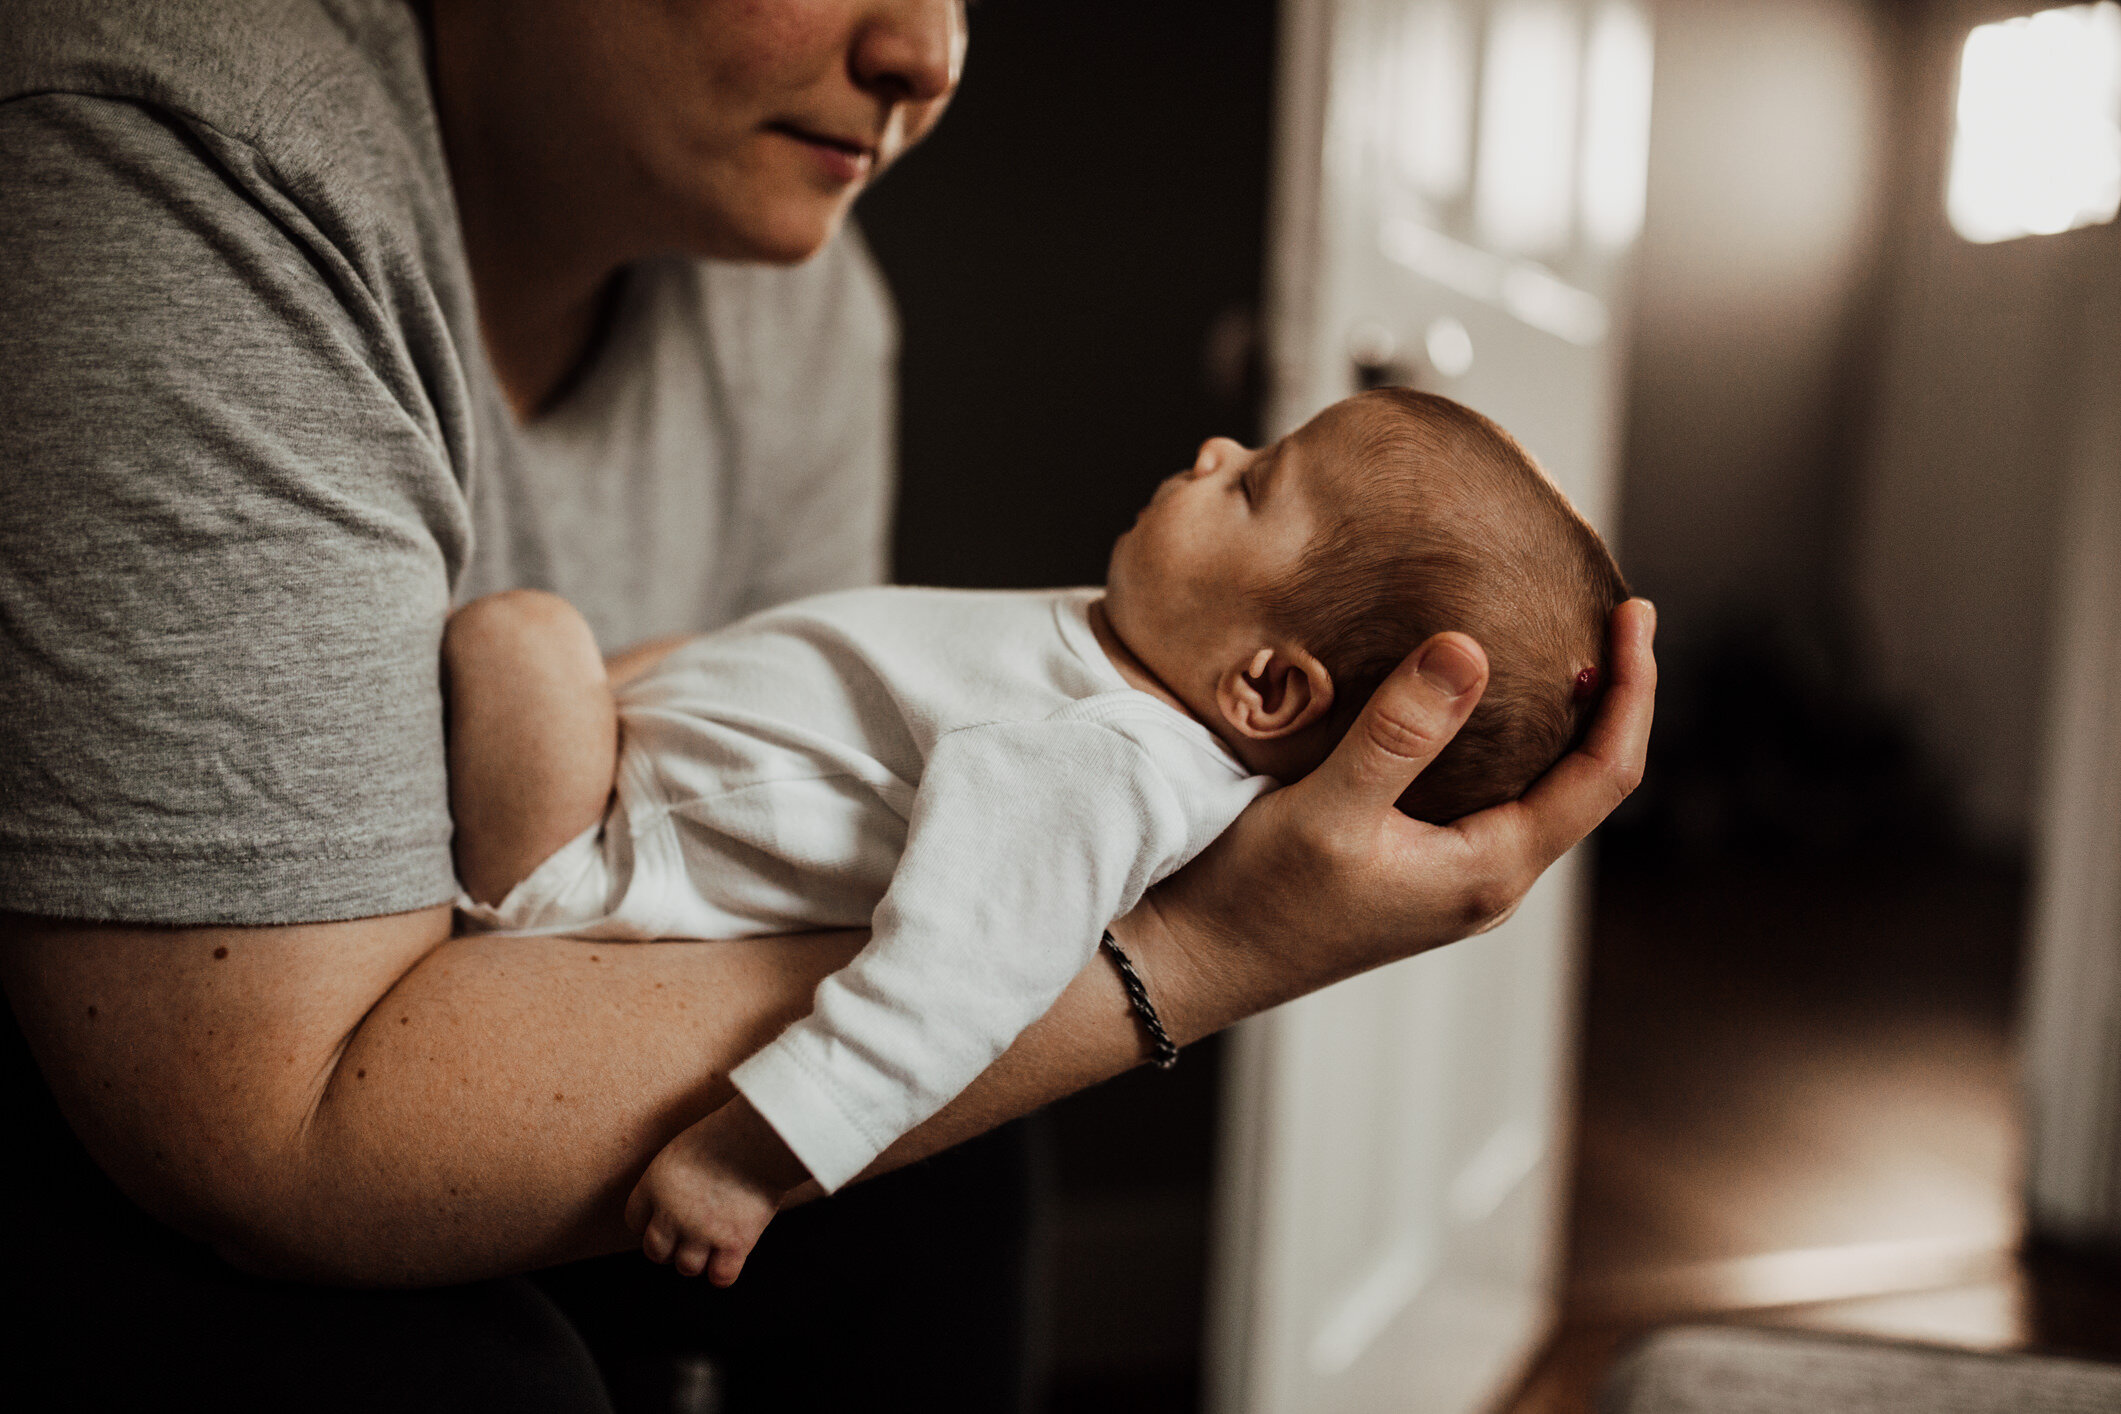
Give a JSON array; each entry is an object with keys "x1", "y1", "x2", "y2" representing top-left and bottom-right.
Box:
[{"x1": 1418, "y1": 639, "x2": 1481, "y2": 698}]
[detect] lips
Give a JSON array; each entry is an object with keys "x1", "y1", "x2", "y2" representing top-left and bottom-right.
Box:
[{"x1": 768, "y1": 121, "x2": 879, "y2": 181}]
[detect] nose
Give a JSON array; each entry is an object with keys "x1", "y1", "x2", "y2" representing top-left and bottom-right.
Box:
[
  {"x1": 852, "y1": 0, "x2": 966, "y2": 106},
  {"x1": 1192, "y1": 436, "x2": 1249, "y2": 478}
]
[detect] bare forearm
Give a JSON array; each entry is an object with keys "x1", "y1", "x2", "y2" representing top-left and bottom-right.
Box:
[
  {"x1": 1, "y1": 912, "x2": 860, "y2": 1286},
  {"x1": 4, "y1": 913, "x2": 1170, "y2": 1288}
]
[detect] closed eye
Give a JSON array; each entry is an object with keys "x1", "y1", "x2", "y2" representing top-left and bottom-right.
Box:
[{"x1": 1241, "y1": 447, "x2": 1277, "y2": 506}]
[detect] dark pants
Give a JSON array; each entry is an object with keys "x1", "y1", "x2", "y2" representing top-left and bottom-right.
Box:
[{"x1": 2, "y1": 998, "x2": 1037, "y2": 1413}]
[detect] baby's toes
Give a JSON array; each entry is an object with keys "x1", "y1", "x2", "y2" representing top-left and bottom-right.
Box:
[
  {"x1": 640, "y1": 1215, "x2": 678, "y2": 1265},
  {"x1": 707, "y1": 1241, "x2": 749, "y2": 1288},
  {"x1": 674, "y1": 1241, "x2": 713, "y2": 1280}
]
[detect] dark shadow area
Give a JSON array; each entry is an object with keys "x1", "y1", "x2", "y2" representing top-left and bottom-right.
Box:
[
  {"x1": 1601, "y1": 617, "x2": 1955, "y2": 867},
  {"x1": 860, "y1": 0, "x2": 1276, "y2": 592}
]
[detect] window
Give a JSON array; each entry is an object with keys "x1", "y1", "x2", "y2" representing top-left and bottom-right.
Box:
[{"x1": 1947, "y1": 2, "x2": 2121, "y2": 244}]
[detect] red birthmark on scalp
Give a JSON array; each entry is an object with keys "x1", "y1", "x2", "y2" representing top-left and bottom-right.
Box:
[{"x1": 1572, "y1": 667, "x2": 1601, "y2": 702}]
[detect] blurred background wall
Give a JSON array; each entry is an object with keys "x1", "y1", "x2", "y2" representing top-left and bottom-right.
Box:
[
  {"x1": 1618, "y1": 0, "x2": 1890, "y2": 681},
  {"x1": 1852, "y1": 0, "x2": 2108, "y2": 850}
]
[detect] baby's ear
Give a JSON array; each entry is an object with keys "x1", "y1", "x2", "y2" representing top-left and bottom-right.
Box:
[{"x1": 1218, "y1": 645, "x2": 1335, "y2": 740}]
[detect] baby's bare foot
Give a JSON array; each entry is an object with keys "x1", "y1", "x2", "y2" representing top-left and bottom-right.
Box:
[{"x1": 624, "y1": 1096, "x2": 809, "y2": 1284}]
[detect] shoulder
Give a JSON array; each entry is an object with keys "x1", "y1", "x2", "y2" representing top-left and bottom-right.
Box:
[
  {"x1": 928, "y1": 710, "x2": 1271, "y2": 864},
  {"x1": 1057, "y1": 694, "x2": 1263, "y2": 787},
  {"x1": 0, "y1": 0, "x2": 468, "y2": 334},
  {"x1": 0, "y1": 0, "x2": 482, "y2": 493},
  {"x1": 1, "y1": 0, "x2": 432, "y2": 166}
]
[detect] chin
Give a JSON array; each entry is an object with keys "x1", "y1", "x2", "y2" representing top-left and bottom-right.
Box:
[
  {"x1": 1102, "y1": 537, "x2": 1133, "y2": 603},
  {"x1": 747, "y1": 209, "x2": 845, "y2": 263},
  {"x1": 682, "y1": 191, "x2": 849, "y2": 265}
]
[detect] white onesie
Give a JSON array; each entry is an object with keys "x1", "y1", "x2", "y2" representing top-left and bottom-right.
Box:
[{"x1": 462, "y1": 587, "x2": 1275, "y2": 1191}]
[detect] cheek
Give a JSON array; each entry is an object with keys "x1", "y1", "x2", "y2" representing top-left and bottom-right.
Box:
[
  {"x1": 1122, "y1": 515, "x2": 1210, "y2": 607},
  {"x1": 694, "y1": 0, "x2": 845, "y2": 97},
  {"x1": 615, "y1": 0, "x2": 842, "y2": 156}
]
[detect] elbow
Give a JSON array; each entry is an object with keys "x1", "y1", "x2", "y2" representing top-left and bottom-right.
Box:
[
  {"x1": 173, "y1": 1174, "x2": 441, "y2": 1290},
  {"x1": 55, "y1": 1103, "x2": 419, "y2": 1289}
]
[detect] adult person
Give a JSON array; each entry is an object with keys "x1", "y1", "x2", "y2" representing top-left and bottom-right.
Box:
[{"x1": 0, "y1": 0, "x2": 1656, "y2": 1408}]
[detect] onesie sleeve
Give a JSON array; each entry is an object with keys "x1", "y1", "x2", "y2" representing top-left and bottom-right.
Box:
[
  {"x1": 729, "y1": 718, "x2": 1200, "y2": 1191},
  {"x1": 0, "y1": 94, "x2": 468, "y2": 925}
]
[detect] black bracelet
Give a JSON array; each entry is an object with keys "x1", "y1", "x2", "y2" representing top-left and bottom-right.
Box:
[{"x1": 1101, "y1": 930, "x2": 1179, "y2": 1070}]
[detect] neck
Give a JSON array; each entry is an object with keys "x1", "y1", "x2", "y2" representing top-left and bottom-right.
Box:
[
  {"x1": 428, "y1": 15, "x2": 638, "y2": 421},
  {"x1": 1087, "y1": 599, "x2": 1318, "y2": 780},
  {"x1": 1087, "y1": 598, "x2": 1194, "y2": 715}
]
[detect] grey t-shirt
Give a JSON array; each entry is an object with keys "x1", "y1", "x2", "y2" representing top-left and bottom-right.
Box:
[{"x1": 0, "y1": 0, "x2": 897, "y2": 926}]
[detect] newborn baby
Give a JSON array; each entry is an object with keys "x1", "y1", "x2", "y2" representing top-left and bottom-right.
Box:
[{"x1": 444, "y1": 387, "x2": 1628, "y2": 1283}]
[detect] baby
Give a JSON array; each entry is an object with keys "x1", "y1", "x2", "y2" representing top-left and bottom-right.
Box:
[{"x1": 444, "y1": 387, "x2": 1628, "y2": 1284}]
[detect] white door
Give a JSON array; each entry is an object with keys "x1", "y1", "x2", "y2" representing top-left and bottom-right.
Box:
[{"x1": 1208, "y1": 3, "x2": 1651, "y2": 1411}]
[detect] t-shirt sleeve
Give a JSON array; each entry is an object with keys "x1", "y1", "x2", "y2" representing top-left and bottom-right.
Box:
[
  {"x1": 0, "y1": 94, "x2": 469, "y2": 925},
  {"x1": 729, "y1": 718, "x2": 1204, "y2": 1192},
  {"x1": 705, "y1": 225, "x2": 898, "y2": 613}
]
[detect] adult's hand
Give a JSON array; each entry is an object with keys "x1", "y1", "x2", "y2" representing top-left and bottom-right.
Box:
[{"x1": 1126, "y1": 598, "x2": 1656, "y2": 1043}]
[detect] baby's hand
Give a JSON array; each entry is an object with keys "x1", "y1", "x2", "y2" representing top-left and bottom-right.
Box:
[{"x1": 624, "y1": 1096, "x2": 810, "y2": 1285}]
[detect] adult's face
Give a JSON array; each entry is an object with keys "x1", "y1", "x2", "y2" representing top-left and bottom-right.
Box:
[{"x1": 450, "y1": 0, "x2": 967, "y2": 264}]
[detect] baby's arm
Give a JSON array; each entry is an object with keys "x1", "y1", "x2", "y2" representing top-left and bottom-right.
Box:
[
  {"x1": 442, "y1": 590, "x2": 621, "y2": 906},
  {"x1": 723, "y1": 718, "x2": 1222, "y2": 1196},
  {"x1": 623, "y1": 719, "x2": 1182, "y2": 1282}
]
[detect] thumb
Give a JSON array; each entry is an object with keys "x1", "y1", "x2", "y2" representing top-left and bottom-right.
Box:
[{"x1": 1309, "y1": 632, "x2": 1488, "y2": 816}]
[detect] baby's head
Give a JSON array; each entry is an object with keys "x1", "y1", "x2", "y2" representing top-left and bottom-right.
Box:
[{"x1": 1104, "y1": 388, "x2": 1628, "y2": 822}]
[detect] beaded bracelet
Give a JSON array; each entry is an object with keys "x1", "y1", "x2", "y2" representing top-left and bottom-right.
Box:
[{"x1": 1100, "y1": 930, "x2": 1179, "y2": 1070}]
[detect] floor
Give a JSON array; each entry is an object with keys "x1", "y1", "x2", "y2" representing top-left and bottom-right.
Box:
[
  {"x1": 1039, "y1": 845, "x2": 2121, "y2": 1414},
  {"x1": 1500, "y1": 848, "x2": 2121, "y2": 1414}
]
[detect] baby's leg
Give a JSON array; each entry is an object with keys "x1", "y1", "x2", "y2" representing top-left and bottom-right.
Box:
[{"x1": 444, "y1": 590, "x2": 621, "y2": 906}]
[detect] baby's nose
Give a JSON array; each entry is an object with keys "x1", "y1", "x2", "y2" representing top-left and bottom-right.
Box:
[{"x1": 1192, "y1": 436, "x2": 1248, "y2": 478}]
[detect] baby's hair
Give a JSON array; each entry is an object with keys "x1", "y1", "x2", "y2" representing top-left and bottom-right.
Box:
[{"x1": 1258, "y1": 388, "x2": 1629, "y2": 823}]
